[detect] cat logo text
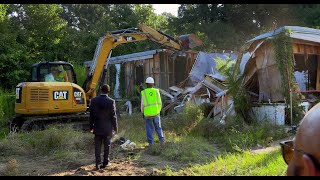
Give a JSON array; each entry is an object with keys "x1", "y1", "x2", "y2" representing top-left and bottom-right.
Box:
[{"x1": 53, "y1": 91, "x2": 68, "y2": 100}]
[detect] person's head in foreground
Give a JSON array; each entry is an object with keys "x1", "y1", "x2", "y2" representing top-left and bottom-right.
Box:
[
  {"x1": 101, "y1": 84, "x2": 110, "y2": 94},
  {"x1": 280, "y1": 102, "x2": 320, "y2": 176}
]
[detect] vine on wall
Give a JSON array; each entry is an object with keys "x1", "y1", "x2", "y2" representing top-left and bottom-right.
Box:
[
  {"x1": 271, "y1": 29, "x2": 304, "y2": 125},
  {"x1": 108, "y1": 64, "x2": 116, "y2": 97},
  {"x1": 119, "y1": 63, "x2": 126, "y2": 98}
]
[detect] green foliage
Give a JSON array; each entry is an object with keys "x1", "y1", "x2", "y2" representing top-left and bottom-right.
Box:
[
  {"x1": 271, "y1": 31, "x2": 294, "y2": 100},
  {"x1": 221, "y1": 120, "x2": 287, "y2": 152},
  {"x1": 15, "y1": 5, "x2": 68, "y2": 62},
  {"x1": 223, "y1": 63, "x2": 252, "y2": 124},
  {"x1": 72, "y1": 63, "x2": 86, "y2": 86},
  {"x1": 163, "y1": 102, "x2": 204, "y2": 136},
  {"x1": 108, "y1": 64, "x2": 117, "y2": 97},
  {"x1": 119, "y1": 64, "x2": 126, "y2": 98},
  {"x1": 188, "y1": 114, "x2": 288, "y2": 152},
  {"x1": 0, "y1": 4, "x2": 8, "y2": 22},
  {"x1": 170, "y1": 4, "x2": 320, "y2": 52},
  {"x1": 0, "y1": 14, "x2": 30, "y2": 89},
  {"x1": 215, "y1": 56, "x2": 235, "y2": 77},
  {"x1": 293, "y1": 4, "x2": 320, "y2": 29},
  {"x1": 0, "y1": 89, "x2": 15, "y2": 127}
]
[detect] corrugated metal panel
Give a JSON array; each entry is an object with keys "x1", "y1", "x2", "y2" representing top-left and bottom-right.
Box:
[
  {"x1": 110, "y1": 49, "x2": 158, "y2": 62},
  {"x1": 247, "y1": 26, "x2": 320, "y2": 43},
  {"x1": 290, "y1": 33, "x2": 320, "y2": 44},
  {"x1": 109, "y1": 55, "x2": 154, "y2": 64},
  {"x1": 84, "y1": 49, "x2": 165, "y2": 67}
]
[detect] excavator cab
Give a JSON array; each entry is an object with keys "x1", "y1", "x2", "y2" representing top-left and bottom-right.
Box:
[{"x1": 30, "y1": 62, "x2": 77, "y2": 84}]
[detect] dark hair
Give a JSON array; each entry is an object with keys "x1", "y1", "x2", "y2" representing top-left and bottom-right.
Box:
[{"x1": 101, "y1": 84, "x2": 110, "y2": 94}]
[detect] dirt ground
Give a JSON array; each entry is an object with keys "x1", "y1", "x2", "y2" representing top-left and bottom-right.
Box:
[
  {"x1": 0, "y1": 144, "x2": 183, "y2": 176},
  {"x1": 0, "y1": 135, "x2": 294, "y2": 176}
]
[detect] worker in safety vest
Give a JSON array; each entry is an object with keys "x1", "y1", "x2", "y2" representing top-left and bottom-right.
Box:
[
  {"x1": 140, "y1": 77, "x2": 165, "y2": 146},
  {"x1": 53, "y1": 65, "x2": 69, "y2": 82}
]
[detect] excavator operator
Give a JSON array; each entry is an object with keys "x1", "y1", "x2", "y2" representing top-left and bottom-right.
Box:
[{"x1": 53, "y1": 65, "x2": 69, "y2": 82}]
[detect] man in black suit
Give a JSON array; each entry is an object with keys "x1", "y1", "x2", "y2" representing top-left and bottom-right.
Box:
[{"x1": 89, "y1": 84, "x2": 118, "y2": 170}]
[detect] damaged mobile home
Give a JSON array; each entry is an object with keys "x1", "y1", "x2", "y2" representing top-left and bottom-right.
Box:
[
  {"x1": 237, "y1": 26, "x2": 320, "y2": 125},
  {"x1": 84, "y1": 49, "x2": 238, "y2": 118}
]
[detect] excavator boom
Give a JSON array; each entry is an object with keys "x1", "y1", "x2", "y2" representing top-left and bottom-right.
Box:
[{"x1": 84, "y1": 24, "x2": 203, "y2": 102}]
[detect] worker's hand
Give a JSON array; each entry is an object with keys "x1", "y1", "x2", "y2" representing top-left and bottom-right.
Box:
[{"x1": 90, "y1": 129, "x2": 93, "y2": 133}]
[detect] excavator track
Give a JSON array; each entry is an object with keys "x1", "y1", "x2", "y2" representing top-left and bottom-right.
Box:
[{"x1": 9, "y1": 112, "x2": 90, "y2": 133}]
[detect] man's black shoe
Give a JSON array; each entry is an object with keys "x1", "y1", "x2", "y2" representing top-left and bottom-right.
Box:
[
  {"x1": 100, "y1": 163, "x2": 111, "y2": 169},
  {"x1": 95, "y1": 165, "x2": 101, "y2": 171}
]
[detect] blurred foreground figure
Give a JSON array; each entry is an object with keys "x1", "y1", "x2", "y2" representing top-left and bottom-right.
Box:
[{"x1": 280, "y1": 103, "x2": 320, "y2": 176}]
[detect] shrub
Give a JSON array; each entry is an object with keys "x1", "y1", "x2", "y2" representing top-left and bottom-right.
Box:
[{"x1": 0, "y1": 88, "x2": 15, "y2": 128}]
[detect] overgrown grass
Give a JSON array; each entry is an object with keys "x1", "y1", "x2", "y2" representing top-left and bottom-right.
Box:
[
  {"x1": 160, "y1": 148, "x2": 287, "y2": 176},
  {"x1": 118, "y1": 113, "x2": 147, "y2": 146},
  {"x1": 148, "y1": 136, "x2": 218, "y2": 163},
  {"x1": 162, "y1": 103, "x2": 288, "y2": 152},
  {"x1": 119, "y1": 102, "x2": 290, "y2": 167},
  {"x1": 0, "y1": 125, "x2": 92, "y2": 160},
  {"x1": 0, "y1": 88, "x2": 15, "y2": 128}
]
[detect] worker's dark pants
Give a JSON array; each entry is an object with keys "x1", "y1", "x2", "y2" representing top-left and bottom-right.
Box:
[{"x1": 94, "y1": 135, "x2": 111, "y2": 167}]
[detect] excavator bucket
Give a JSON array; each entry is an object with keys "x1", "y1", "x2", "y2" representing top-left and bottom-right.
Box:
[{"x1": 177, "y1": 34, "x2": 203, "y2": 50}]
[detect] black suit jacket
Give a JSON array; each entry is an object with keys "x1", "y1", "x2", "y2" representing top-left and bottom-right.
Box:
[{"x1": 89, "y1": 94, "x2": 118, "y2": 137}]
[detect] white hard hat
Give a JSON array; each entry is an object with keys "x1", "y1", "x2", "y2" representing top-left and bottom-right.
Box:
[
  {"x1": 57, "y1": 65, "x2": 64, "y2": 71},
  {"x1": 145, "y1": 77, "x2": 154, "y2": 84}
]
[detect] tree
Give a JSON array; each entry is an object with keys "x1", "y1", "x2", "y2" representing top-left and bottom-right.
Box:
[
  {"x1": 294, "y1": 4, "x2": 320, "y2": 29},
  {"x1": 9, "y1": 4, "x2": 68, "y2": 62},
  {"x1": 0, "y1": 4, "x2": 30, "y2": 89},
  {"x1": 168, "y1": 4, "x2": 315, "y2": 51}
]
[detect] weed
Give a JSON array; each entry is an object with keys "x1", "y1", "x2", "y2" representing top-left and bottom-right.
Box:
[{"x1": 2, "y1": 159, "x2": 19, "y2": 176}]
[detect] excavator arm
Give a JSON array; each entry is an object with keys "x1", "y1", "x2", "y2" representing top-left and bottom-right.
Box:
[{"x1": 83, "y1": 24, "x2": 202, "y2": 103}]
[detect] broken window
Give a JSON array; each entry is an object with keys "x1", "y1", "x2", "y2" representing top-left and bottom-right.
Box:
[
  {"x1": 135, "y1": 65, "x2": 144, "y2": 86},
  {"x1": 306, "y1": 55, "x2": 318, "y2": 91},
  {"x1": 294, "y1": 54, "x2": 308, "y2": 91},
  {"x1": 294, "y1": 54, "x2": 320, "y2": 98},
  {"x1": 174, "y1": 56, "x2": 187, "y2": 84}
]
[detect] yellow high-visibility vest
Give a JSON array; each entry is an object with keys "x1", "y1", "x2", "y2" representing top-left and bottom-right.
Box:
[
  {"x1": 141, "y1": 88, "x2": 162, "y2": 117},
  {"x1": 55, "y1": 71, "x2": 67, "y2": 82}
]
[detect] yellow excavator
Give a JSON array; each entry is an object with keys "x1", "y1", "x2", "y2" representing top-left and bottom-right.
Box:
[{"x1": 9, "y1": 24, "x2": 203, "y2": 132}]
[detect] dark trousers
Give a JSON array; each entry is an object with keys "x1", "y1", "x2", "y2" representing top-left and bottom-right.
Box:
[{"x1": 94, "y1": 135, "x2": 111, "y2": 167}]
